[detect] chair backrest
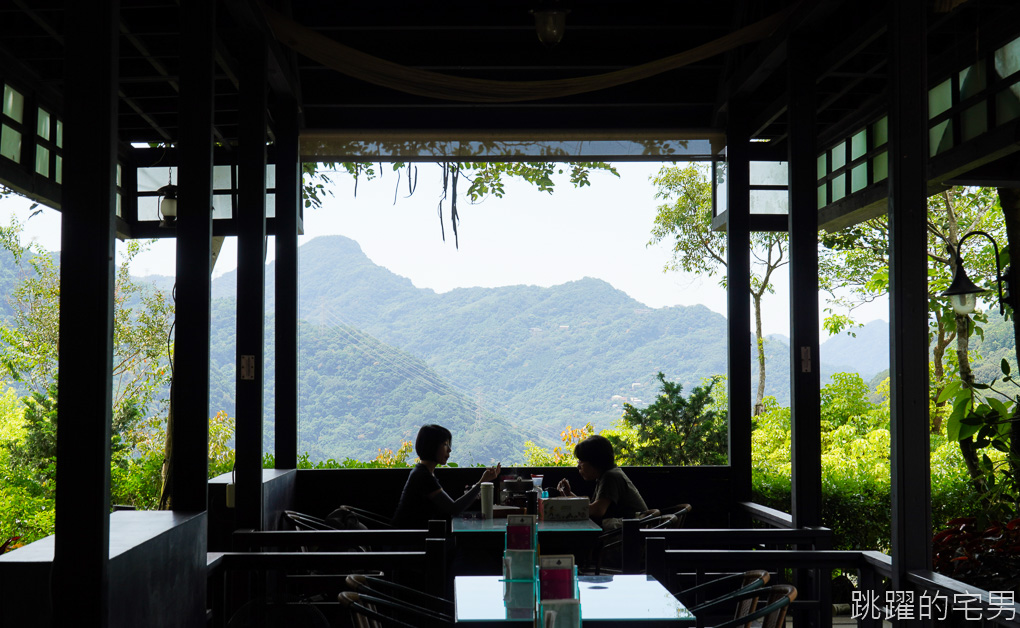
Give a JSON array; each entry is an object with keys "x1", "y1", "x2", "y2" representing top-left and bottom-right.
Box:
[
  {"x1": 338, "y1": 591, "x2": 450, "y2": 628},
  {"x1": 345, "y1": 574, "x2": 454, "y2": 616},
  {"x1": 637, "y1": 508, "x2": 661, "y2": 521},
  {"x1": 704, "y1": 584, "x2": 797, "y2": 628},
  {"x1": 329, "y1": 505, "x2": 394, "y2": 530},
  {"x1": 661, "y1": 503, "x2": 692, "y2": 527},
  {"x1": 644, "y1": 514, "x2": 678, "y2": 530},
  {"x1": 731, "y1": 569, "x2": 770, "y2": 619},
  {"x1": 681, "y1": 570, "x2": 770, "y2": 615},
  {"x1": 671, "y1": 503, "x2": 692, "y2": 527},
  {"x1": 756, "y1": 584, "x2": 796, "y2": 628},
  {"x1": 283, "y1": 510, "x2": 336, "y2": 531}
]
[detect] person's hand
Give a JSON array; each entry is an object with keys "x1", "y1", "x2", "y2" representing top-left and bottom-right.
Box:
[
  {"x1": 557, "y1": 478, "x2": 571, "y2": 496},
  {"x1": 479, "y1": 462, "x2": 501, "y2": 484}
]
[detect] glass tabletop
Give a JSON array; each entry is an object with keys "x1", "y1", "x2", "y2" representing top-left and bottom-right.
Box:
[
  {"x1": 454, "y1": 574, "x2": 695, "y2": 623},
  {"x1": 452, "y1": 517, "x2": 602, "y2": 533}
]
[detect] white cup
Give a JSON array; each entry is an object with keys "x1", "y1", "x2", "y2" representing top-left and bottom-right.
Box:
[{"x1": 480, "y1": 482, "x2": 494, "y2": 519}]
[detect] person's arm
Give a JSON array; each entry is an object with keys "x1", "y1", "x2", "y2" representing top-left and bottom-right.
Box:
[
  {"x1": 589, "y1": 497, "x2": 611, "y2": 520},
  {"x1": 556, "y1": 478, "x2": 575, "y2": 497},
  {"x1": 426, "y1": 463, "x2": 502, "y2": 517},
  {"x1": 427, "y1": 483, "x2": 481, "y2": 516}
]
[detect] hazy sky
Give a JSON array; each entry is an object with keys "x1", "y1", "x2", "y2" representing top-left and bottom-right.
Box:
[{"x1": 1, "y1": 161, "x2": 887, "y2": 337}]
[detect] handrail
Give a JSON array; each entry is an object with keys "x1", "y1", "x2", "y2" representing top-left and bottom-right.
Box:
[
  {"x1": 738, "y1": 501, "x2": 793, "y2": 528},
  {"x1": 907, "y1": 570, "x2": 1020, "y2": 627},
  {"x1": 232, "y1": 522, "x2": 445, "y2": 551},
  {"x1": 618, "y1": 522, "x2": 832, "y2": 573},
  {"x1": 631, "y1": 527, "x2": 833, "y2": 548}
]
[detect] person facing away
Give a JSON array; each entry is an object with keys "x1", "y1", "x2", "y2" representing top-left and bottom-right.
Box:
[
  {"x1": 390, "y1": 424, "x2": 501, "y2": 529},
  {"x1": 556, "y1": 434, "x2": 647, "y2": 524}
]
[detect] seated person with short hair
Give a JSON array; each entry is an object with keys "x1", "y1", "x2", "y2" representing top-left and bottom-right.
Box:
[
  {"x1": 556, "y1": 434, "x2": 647, "y2": 524},
  {"x1": 391, "y1": 424, "x2": 501, "y2": 529}
]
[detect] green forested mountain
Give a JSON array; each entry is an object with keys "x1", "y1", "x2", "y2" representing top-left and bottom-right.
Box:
[{"x1": 207, "y1": 236, "x2": 901, "y2": 461}]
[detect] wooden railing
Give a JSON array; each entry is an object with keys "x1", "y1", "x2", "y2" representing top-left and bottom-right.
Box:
[{"x1": 207, "y1": 526, "x2": 448, "y2": 628}]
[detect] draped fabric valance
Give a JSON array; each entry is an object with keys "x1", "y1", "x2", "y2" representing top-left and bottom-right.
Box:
[{"x1": 261, "y1": 3, "x2": 800, "y2": 104}]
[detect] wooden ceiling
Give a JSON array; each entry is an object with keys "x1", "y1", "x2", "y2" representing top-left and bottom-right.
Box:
[{"x1": 0, "y1": 0, "x2": 1018, "y2": 157}]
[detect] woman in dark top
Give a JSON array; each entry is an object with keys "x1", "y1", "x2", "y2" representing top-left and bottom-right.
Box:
[
  {"x1": 391, "y1": 424, "x2": 501, "y2": 529},
  {"x1": 556, "y1": 434, "x2": 647, "y2": 523}
]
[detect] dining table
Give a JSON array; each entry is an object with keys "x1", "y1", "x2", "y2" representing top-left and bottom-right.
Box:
[{"x1": 454, "y1": 574, "x2": 696, "y2": 627}]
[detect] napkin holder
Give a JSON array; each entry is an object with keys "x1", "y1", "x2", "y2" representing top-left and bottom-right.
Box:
[{"x1": 539, "y1": 497, "x2": 589, "y2": 521}]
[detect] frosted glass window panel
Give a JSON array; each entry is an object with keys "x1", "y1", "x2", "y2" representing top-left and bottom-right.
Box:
[
  {"x1": 930, "y1": 120, "x2": 952, "y2": 156},
  {"x1": 851, "y1": 164, "x2": 868, "y2": 193},
  {"x1": 138, "y1": 166, "x2": 178, "y2": 192},
  {"x1": 55, "y1": 155, "x2": 61, "y2": 184},
  {"x1": 213, "y1": 165, "x2": 233, "y2": 190},
  {"x1": 997, "y1": 87, "x2": 1020, "y2": 125},
  {"x1": 714, "y1": 162, "x2": 728, "y2": 216},
  {"x1": 749, "y1": 161, "x2": 787, "y2": 186},
  {"x1": 1, "y1": 125, "x2": 21, "y2": 162},
  {"x1": 265, "y1": 164, "x2": 276, "y2": 189},
  {"x1": 851, "y1": 130, "x2": 867, "y2": 160},
  {"x1": 874, "y1": 152, "x2": 888, "y2": 182},
  {"x1": 830, "y1": 143, "x2": 846, "y2": 171},
  {"x1": 35, "y1": 146, "x2": 49, "y2": 177},
  {"x1": 962, "y1": 103, "x2": 987, "y2": 142},
  {"x1": 117, "y1": 163, "x2": 122, "y2": 186},
  {"x1": 929, "y1": 78, "x2": 953, "y2": 118},
  {"x1": 56, "y1": 119, "x2": 62, "y2": 148},
  {"x1": 2, "y1": 85, "x2": 23, "y2": 122},
  {"x1": 817, "y1": 184, "x2": 827, "y2": 209},
  {"x1": 137, "y1": 196, "x2": 160, "y2": 221},
  {"x1": 873, "y1": 117, "x2": 888, "y2": 147},
  {"x1": 37, "y1": 108, "x2": 50, "y2": 140},
  {"x1": 832, "y1": 174, "x2": 846, "y2": 202},
  {"x1": 816, "y1": 153, "x2": 827, "y2": 179},
  {"x1": 994, "y1": 35, "x2": 1020, "y2": 80},
  {"x1": 116, "y1": 192, "x2": 122, "y2": 217},
  {"x1": 750, "y1": 189, "x2": 788, "y2": 215},
  {"x1": 266, "y1": 192, "x2": 276, "y2": 218},
  {"x1": 212, "y1": 194, "x2": 232, "y2": 219},
  {"x1": 959, "y1": 63, "x2": 986, "y2": 100}
]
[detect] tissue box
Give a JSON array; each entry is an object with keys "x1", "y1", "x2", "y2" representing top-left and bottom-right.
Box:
[{"x1": 540, "y1": 497, "x2": 589, "y2": 521}]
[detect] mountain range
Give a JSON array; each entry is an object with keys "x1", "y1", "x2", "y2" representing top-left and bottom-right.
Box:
[{"x1": 192, "y1": 235, "x2": 894, "y2": 462}]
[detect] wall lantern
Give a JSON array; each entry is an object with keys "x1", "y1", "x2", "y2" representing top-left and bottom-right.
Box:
[
  {"x1": 530, "y1": 3, "x2": 569, "y2": 46},
  {"x1": 157, "y1": 184, "x2": 177, "y2": 229},
  {"x1": 940, "y1": 230, "x2": 1008, "y2": 316}
]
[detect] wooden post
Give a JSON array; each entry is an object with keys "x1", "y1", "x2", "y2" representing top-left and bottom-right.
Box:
[
  {"x1": 726, "y1": 101, "x2": 753, "y2": 513},
  {"x1": 172, "y1": 0, "x2": 216, "y2": 512},
  {"x1": 53, "y1": 1, "x2": 119, "y2": 624},
  {"x1": 274, "y1": 98, "x2": 300, "y2": 469},
  {"x1": 235, "y1": 34, "x2": 269, "y2": 531},
  {"x1": 888, "y1": 0, "x2": 933, "y2": 598}
]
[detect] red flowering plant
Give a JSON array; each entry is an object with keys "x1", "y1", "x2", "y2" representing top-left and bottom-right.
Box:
[{"x1": 932, "y1": 517, "x2": 1020, "y2": 594}]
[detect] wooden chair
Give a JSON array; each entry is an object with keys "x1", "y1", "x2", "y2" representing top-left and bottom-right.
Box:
[
  {"x1": 673, "y1": 569, "x2": 770, "y2": 614},
  {"x1": 660, "y1": 503, "x2": 692, "y2": 527},
  {"x1": 692, "y1": 583, "x2": 796, "y2": 628},
  {"x1": 345, "y1": 574, "x2": 454, "y2": 616},
  {"x1": 592, "y1": 511, "x2": 675, "y2": 575},
  {"x1": 338, "y1": 590, "x2": 452, "y2": 628},
  {"x1": 328, "y1": 505, "x2": 394, "y2": 530},
  {"x1": 283, "y1": 510, "x2": 336, "y2": 532}
]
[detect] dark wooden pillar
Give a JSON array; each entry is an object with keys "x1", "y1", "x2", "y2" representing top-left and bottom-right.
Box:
[
  {"x1": 172, "y1": 0, "x2": 215, "y2": 512},
  {"x1": 888, "y1": 0, "x2": 933, "y2": 595},
  {"x1": 788, "y1": 35, "x2": 825, "y2": 628},
  {"x1": 236, "y1": 35, "x2": 269, "y2": 530},
  {"x1": 274, "y1": 98, "x2": 300, "y2": 469},
  {"x1": 726, "y1": 101, "x2": 753, "y2": 510},
  {"x1": 788, "y1": 37, "x2": 822, "y2": 530},
  {"x1": 53, "y1": 1, "x2": 118, "y2": 624}
]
